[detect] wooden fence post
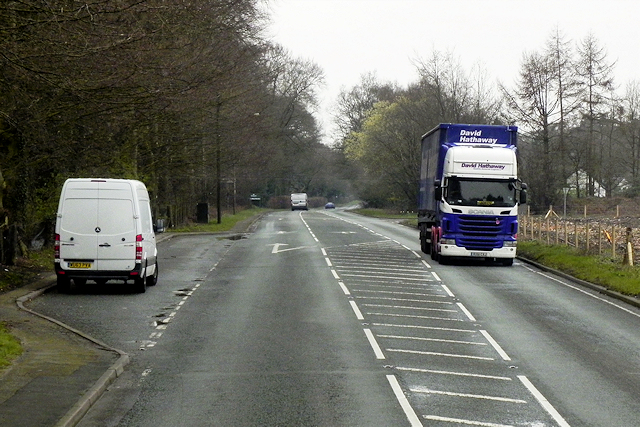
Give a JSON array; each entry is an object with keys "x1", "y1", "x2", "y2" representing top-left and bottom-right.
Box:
[
  {"x1": 612, "y1": 226, "x2": 616, "y2": 259},
  {"x1": 530, "y1": 216, "x2": 534, "y2": 240},
  {"x1": 539, "y1": 217, "x2": 543, "y2": 241},
  {"x1": 546, "y1": 217, "x2": 550, "y2": 244},
  {"x1": 624, "y1": 227, "x2": 633, "y2": 266},
  {"x1": 586, "y1": 220, "x2": 590, "y2": 252},
  {"x1": 598, "y1": 223, "x2": 602, "y2": 255}
]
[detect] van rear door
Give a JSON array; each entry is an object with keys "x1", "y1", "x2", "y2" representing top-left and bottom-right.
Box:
[
  {"x1": 96, "y1": 183, "x2": 137, "y2": 271},
  {"x1": 59, "y1": 195, "x2": 99, "y2": 268}
]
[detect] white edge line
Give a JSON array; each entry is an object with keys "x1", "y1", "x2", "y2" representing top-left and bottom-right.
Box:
[
  {"x1": 364, "y1": 328, "x2": 385, "y2": 359},
  {"x1": 518, "y1": 375, "x2": 571, "y2": 427},
  {"x1": 536, "y1": 270, "x2": 640, "y2": 319},
  {"x1": 321, "y1": 248, "x2": 327, "y2": 256},
  {"x1": 331, "y1": 269, "x2": 340, "y2": 279},
  {"x1": 386, "y1": 375, "x2": 423, "y2": 427},
  {"x1": 479, "y1": 330, "x2": 511, "y2": 361},
  {"x1": 338, "y1": 281, "x2": 350, "y2": 295},
  {"x1": 432, "y1": 272, "x2": 442, "y2": 282},
  {"x1": 456, "y1": 303, "x2": 477, "y2": 322},
  {"x1": 421, "y1": 260, "x2": 431, "y2": 269},
  {"x1": 441, "y1": 284, "x2": 454, "y2": 297},
  {"x1": 349, "y1": 300, "x2": 364, "y2": 320}
]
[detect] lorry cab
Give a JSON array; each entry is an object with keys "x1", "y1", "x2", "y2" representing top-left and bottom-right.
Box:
[
  {"x1": 418, "y1": 124, "x2": 526, "y2": 265},
  {"x1": 54, "y1": 178, "x2": 158, "y2": 293}
]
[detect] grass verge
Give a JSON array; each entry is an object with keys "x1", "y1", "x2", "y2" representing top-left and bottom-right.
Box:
[
  {"x1": 170, "y1": 208, "x2": 270, "y2": 233},
  {"x1": 0, "y1": 322, "x2": 22, "y2": 369},
  {"x1": 351, "y1": 208, "x2": 419, "y2": 227},
  {"x1": 0, "y1": 247, "x2": 54, "y2": 294},
  {"x1": 350, "y1": 208, "x2": 415, "y2": 219},
  {"x1": 518, "y1": 241, "x2": 640, "y2": 296}
]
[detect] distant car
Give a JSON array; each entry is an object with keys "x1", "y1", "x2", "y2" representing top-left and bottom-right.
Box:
[{"x1": 324, "y1": 202, "x2": 335, "y2": 209}]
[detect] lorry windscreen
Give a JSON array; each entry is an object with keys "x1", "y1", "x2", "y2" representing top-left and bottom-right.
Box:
[{"x1": 445, "y1": 178, "x2": 516, "y2": 207}]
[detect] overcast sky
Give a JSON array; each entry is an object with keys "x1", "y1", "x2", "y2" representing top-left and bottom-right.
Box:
[{"x1": 264, "y1": 0, "x2": 640, "y2": 143}]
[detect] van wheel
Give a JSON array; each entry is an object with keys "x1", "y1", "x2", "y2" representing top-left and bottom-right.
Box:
[
  {"x1": 57, "y1": 276, "x2": 71, "y2": 293},
  {"x1": 134, "y1": 275, "x2": 147, "y2": 293},
  {"x1": 146, "y1": 263, "x2": 158, "y2": 286}
]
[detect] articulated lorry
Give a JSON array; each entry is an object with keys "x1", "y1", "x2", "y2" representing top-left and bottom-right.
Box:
[{"x1": 418, "y1": 123, "x2": 527, "y2": 265}]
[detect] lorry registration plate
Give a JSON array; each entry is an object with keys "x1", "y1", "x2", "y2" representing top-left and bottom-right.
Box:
[
  {"x1": 470, "y1": 252, "x2": 488, "y2": 257},
  {"x1": 68, "y1": 262, "x2": 91, "y2": 268}
]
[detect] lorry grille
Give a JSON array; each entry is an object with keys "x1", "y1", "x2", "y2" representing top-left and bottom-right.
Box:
[{"x1": 457, "y1": 215, "x2": 503, "y2": 251}]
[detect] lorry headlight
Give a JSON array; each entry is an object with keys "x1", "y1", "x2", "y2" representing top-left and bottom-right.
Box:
[
  {"x1": 504, "y1": 240, "x2": 517, "y2": 247},
  {"x1": 440, "y1": 238, "x2": 456, "y2": 245}
]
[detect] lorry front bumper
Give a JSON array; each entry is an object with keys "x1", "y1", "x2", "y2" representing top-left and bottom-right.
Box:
[{"x1": 439, "y1": 244, "x2": 516, "y2": 259}]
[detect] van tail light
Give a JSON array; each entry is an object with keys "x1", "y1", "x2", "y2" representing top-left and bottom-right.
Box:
[
  {"x1": 54, "y1": 233, "x2": 61, "y2": 260},
  {"x1": 136, "y1": 234, "x2": 143, "y2": 261}
]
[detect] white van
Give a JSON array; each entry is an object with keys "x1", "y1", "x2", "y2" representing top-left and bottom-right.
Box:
[
  {"x1": 290, "y1": 193, "x2": 308, "y2": 211},
  {"x1": 54, "y1": 178, "x2": 158, "y2": 293}
]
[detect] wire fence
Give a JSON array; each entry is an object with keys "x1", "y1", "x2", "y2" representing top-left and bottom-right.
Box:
[{"x1": 520, "y1": 209, "x2": 636, "y2": 265}]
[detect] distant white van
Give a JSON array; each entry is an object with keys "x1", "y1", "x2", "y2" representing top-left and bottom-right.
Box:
[
  {"x1": 54, "y1": 178, "x2": 158, "y2": 293},
  {"x1": 291, "y1": 193, "x2": 308, "y2": 211}
]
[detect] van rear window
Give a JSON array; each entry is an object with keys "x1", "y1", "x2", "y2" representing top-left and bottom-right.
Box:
[
  {"x1": 60, "y1": 198, "x2": 135, "y2": 236},
  {"x1": 60, "y1": 198, "x2": 99, "y2": 234},
  {"x1": 98, "y1": 199, "x2": 135, "y2": 235}
]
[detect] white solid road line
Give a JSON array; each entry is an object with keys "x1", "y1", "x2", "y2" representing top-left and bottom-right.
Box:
[
  {"x1": 518, "y1": 375, "x2": 571, "y2": 427},
  {"x1": 387, "y1": 375, "x2": 423, "y2": 427}
]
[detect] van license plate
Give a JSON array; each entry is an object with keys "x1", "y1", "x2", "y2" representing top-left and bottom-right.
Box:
[
  {"x1": 470, "y1": 252, "x2": 488, "y2": 257},
  {"x1": 68, "y1": 262, "x2": 91, "y2": 268}
]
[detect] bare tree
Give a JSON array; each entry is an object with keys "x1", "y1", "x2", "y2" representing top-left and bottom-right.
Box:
[
  {"x1": 416, "y1": 50, "x2": 500, "y2": 124},
  {"x1": 620, "y1": 81, "x2": 640, "y2": 192},
  {"x1": 502, "y1": 50, "x2": 561, "y2": 208},
  {"x1": 333, "y1": 73, "x2": 398, "y2": 148},
  {"x1": 545, "y1": 28, "x2": 581, "y2": 186},
  {"x1": 574, "y1": 32, "x2": 616, "y2": 196}
]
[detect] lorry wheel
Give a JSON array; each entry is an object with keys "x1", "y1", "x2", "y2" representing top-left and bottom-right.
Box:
[
  {"x1": 430, "y1": 239, "x2": 438, "y2": 261},
  {"x1": 420, "y1": 237, "x2": 430, "y2": 254}
]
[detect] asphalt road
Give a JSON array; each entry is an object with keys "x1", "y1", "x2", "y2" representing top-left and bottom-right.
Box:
[{"x1": 31, "y1": 209, "x2": 640, "y2": 426}]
